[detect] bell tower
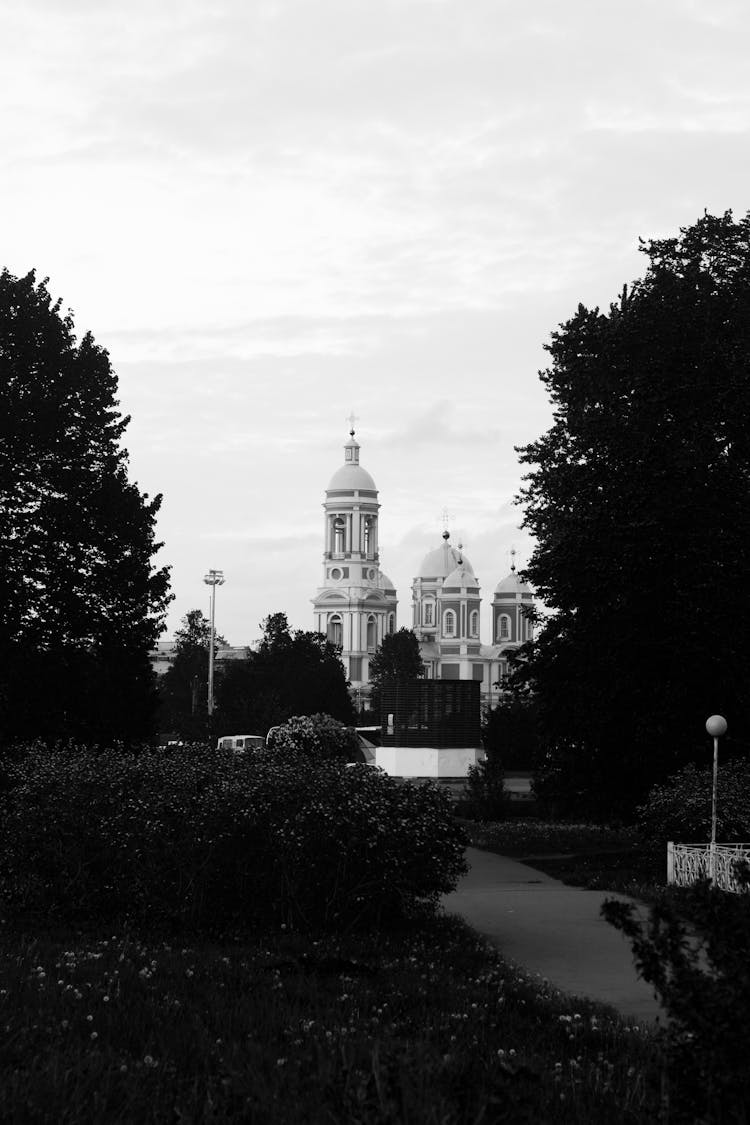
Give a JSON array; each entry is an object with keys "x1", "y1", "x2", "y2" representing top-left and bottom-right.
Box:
[{"x1": 312, "y1": 427, "x2": 397, "y2": 694}]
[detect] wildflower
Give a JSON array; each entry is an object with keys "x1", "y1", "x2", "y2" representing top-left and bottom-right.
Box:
[
  {"x1": 143, "y1": 1055, "x2": 158, "y2": 1068},
  {"x1": 86, "y1": 1015, "x2": 93, "y2": 1022},
  {"x1": 61, "y1": 1020, "x2": 69, "y2": 1030},
  {"x1": 103, "y1": 996, "x2": 110, "y2": 1003},
  {"x1": 90, "y1": 1031, "x2": 98, "y2": 1040},
  {"x1": 276, "y1": 1058, "x2": 286, "y2": 1067}
]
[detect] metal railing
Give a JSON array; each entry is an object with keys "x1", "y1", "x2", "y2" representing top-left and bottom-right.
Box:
[{"x1": 667, "y1": 842, "x2": 750, "y2": 893}]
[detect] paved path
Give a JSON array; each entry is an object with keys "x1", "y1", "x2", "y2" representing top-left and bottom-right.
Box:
[{"x1": 442, "y1": 848, "x2": 663, "y2": 1025}]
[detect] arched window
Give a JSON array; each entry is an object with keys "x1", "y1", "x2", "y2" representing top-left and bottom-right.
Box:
[
  {"x1": 366, "y1": 615, "x2": 377, "y2": 651},
  {"x1": 363, "y1": 517, "x2": 372, "y2": 557},
  {"x1": 496, "y1": 614, "x2": 510, "y2": 641},
  {"x1": 424, "y1": 601, "x2": 434, "y2": 626},
  {"x1": 387, "y1": 613, "x2": 395, "y2": 635},
  {"x1": 333, "y1": 517, "x2": 345, "y2": 554},
  {"x1": 469, "y1": 610, "x2": 479, "y2": 638},
  {"x1": 443, "y1": 610, "x2": 456, "y2": 637},
  {"x1": 328, "y1": 614, "x2": 343, "y2": 647}
]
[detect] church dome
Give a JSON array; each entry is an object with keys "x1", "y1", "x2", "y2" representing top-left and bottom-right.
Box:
[
  {"x1": 444, "y1": 564, "x2": 479, "y2": 590},
  {"x1": 327, "y1": 462, "x2": 377, "y2": 491},
  {"x1": 494, "y1": 569, "x2": 533, "y2": 597},
  {"x1": 327, "y1": 430, "x2": 377, "y2": 492},
  {"x1": 380, "y1": 571, "x2": 396, "y2": 591},
  {"x1": 418, "y1": 532, "x2": 474, "y2": 579}
]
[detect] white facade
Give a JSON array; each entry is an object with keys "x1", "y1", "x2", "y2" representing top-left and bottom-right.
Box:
[
  {"x1": 312, "y1": 430, "x2": 398, "y2": 690},
  {"x1": 313, "y1": 430, "x2": 534, "y2": 704}
]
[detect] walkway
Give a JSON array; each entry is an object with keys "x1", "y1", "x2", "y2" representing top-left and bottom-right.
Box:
[{"x1": 442, "y1": 847, "x2": 663, "y2": 1025}]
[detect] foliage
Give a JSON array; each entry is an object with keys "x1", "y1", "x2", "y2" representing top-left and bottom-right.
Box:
[
  {"x1": 0, "y1": 916, "x2": 660, "y2": 1124},
  {"x1": 0, "y1": 744, "x2": 466, "y2": 932},
  {"x1": 458, "y1": 756, "x2": 507, "y2": 821},
  {"x1": 0, "y1": 268, "x2": 172, "y2": 747},
  {"x1": 637, "y1": 758, "x2": 750, "y2": 843},
  {"x1": 604, "y1": 870, "x2": 750, "y2": 1124},
  {"x1": 265, "y1": 713, "x2": 359, "y2": 763},
  {"x1": 483, "y1": 697, "x2": 541, "y2": 770},
  {"x1": 368, "y1": 627, "x2": 424, "y2": 717},
  {"x1": 513, "y1": 211, "x2": 750, "y2": 819},
  {"x1": 460, "y1": 819, "x2": 641, "y2": 858},
  {"x1": 214, "y1": 612, "x2": 354, "y2": 734},
  {"x1": 157, "y1": 609, "x2": 228, "y2": 741}
]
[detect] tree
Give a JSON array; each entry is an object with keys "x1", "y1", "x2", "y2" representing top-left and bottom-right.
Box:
[
  {"x1": 368, "y1": 628, "x2": 425, "y2": 718},
  {"x1": 0, "y1": 268, "x2": 172, "y2": 746},
  {"x1": 514, "y1": 211, "x2": 750, "y2": 818},
  {"x1": 157, "y1": 610, "x2": 228, "y2": 741},
  {"x1": 214, "y1": 612, "x2": 354, "y2": 734}
]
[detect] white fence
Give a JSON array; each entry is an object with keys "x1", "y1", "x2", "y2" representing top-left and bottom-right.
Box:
[{"x1": 667, "y1": 842, "x2": 750, "y2": 893}]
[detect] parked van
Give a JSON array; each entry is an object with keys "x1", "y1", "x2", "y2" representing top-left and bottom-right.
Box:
[{"x1": 216, "y1": 734, "x2": 265, "y2": 753}]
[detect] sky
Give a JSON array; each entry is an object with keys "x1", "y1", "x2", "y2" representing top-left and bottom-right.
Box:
[{"x1": 3, "y1": 0, "x2": 750, "y2": 646}]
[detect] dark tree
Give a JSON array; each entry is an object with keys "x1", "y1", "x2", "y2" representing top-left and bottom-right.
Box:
[
  {"x1": 483, "y1": 697, "x2": 541, "y2": 771},
  {"x1": 157, "y1": 610, "x2": 228, "y2": 741},
  {"x1": 214, "y1": 612, "x2": 354, "y2": 734},
  {"x1": 514, "y1": 211, "x2": 750, "y2": 818},
  {"x1": 0, "y1": 268, "x2": 172, "y2": 746},
  {"x1": 368, "y1": 628, "x2": 425, "y2": 718}
]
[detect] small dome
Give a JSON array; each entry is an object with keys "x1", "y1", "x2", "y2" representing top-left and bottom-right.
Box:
[
  {"x1": 327, "y1": 462, "x2": 377, "y2": 491},
  {"x1": 494, "y1": 569, "x2": 533, "y2": 597},
  {"x1": 418, "y1": 532, "x2": 474, "y2": 579},
  {"x1": 380, "y1": 571, "x2": 396, "y2": 591},
  {"x1": 443, "y1": 565, "x2": 479, "y2": 590}
]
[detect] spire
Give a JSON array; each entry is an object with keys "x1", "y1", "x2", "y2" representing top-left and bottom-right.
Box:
[{"x1": 510, "y1": 546, "x2": 517, "y2": 573}]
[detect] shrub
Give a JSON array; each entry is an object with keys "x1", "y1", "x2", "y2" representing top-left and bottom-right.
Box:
[
  {"x1": 266, "y1": 713, "x2": 359, "y2": 763},
  {"x1": 0, "y1": 744, "x2": 467, "y2": 932},
  {"x1": 457, "y1": 755, "x2": 506, "y2": 820},
  {"x1": 637, "y1": 758, "x2": 750, "y2": 842},
  {"x1": 604, "y1": 867, "x2": 750, "y2": 1124}
]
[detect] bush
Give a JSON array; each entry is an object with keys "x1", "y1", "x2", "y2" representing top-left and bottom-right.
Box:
[
  {"x1": 457, "y1": 755, "x2": 506, "y2": 820},
  {"x1": 637, "y1": 759, "x2": 750, "y2": 842},
  {"x1": 604, "y1": 868, "x2": 750, "y2": 1124},
  {"x1": 266, "y1": 713, "x2": 359, "y2": 763},
  {"x1": 0, "y1": 744, "x2": 468, "y2": 932}
]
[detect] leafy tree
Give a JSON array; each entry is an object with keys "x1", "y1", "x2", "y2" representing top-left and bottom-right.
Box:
[
  {"x1": 157, "y1": 610, "x2": 228, "y2": 741},
  {"x1": 368, "y1": 628, "x2": 425, "y2": 718},
  {"x1": 214, "y1": 612, "x2": 354, "y2": 734},
  {"x1": 0, "y1": 268, "x2": 172, "y2": 746},
  {"x1": 482, "y1": 697, "x2": 541, "y2": 771},
  {"x1": 514, "y1": 211, "x2": 750, "y2": 818}
]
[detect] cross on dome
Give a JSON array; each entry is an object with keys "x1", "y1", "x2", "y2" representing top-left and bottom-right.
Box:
[{"x1": 346, "y1": 411, "x2": 359, "y2": 436}]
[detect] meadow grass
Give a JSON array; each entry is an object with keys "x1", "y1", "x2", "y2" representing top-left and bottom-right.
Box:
[{"x1": 0, "y1": 910, "x2": 660, "y2": 1123}]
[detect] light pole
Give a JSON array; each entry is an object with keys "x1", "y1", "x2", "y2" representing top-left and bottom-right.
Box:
[
  {"x1": 203, "y1": 569, "x2": 225, "y2": 718},
  {"x1": 705, "y1": 714, "x2": 727, "y2": 884}
]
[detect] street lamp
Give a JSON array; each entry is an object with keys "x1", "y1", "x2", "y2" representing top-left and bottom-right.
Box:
[
  {"x1": 705, "y1": 713, "x2": 728, "y2": 884},
  {"x1": 203, "y1": 569, "x2": 225, "y2": 717}
]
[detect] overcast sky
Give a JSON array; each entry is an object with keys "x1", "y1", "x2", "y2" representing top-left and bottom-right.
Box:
[{"x1": 3, "y1": 0, "x2": 749, "y2": 645}]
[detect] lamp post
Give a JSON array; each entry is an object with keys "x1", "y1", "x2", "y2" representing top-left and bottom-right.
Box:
[
  {"x1": 203, "y1": 569, "x2": 225, "y2": 717},
  {"x1": 705, "y1": 714, "x2": 727, "y2": 884}
]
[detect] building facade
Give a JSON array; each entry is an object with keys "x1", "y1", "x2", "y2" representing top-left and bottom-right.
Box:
[{"x1": 313, "y1": 429, "x2": 534, "y2": 705}]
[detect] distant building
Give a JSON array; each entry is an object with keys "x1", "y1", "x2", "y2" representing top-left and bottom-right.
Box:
[
  {"x1": 312, "y1": 428, "x2": 534, "y2": 705},
  {"x1": 149, "y1": 642, "x2": 254, "y2": 677}
]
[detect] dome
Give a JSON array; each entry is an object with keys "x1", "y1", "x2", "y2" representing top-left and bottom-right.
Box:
[
  {"x1": 443, "y1": 565, "x2": 479, "y2": 590},
  {"x1": 418, "y1": 533, "x2": 474, "y2": 579},
  {"x1": 380, "y1": 571, "x2": 396, "y2": 591},
  {"x1": 327, "y1": 462, "x2": 377, "y2": 491},
  {"x1": 494, "y1": 569, "x2": 533, "y2": 597}
]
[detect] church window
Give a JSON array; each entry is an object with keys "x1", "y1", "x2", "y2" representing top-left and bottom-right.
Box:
[
  {"x1": 366, "y1": 615, "x2": 377, "y2": 651},
  {"x1": 363, "y1": 517, "x2": 372, "y2": 557},
  {"x1": 443, "y1": 610, "x2": 456, "y2": 637},
  {"x1": 424, "y1": 602, "x2": 434, "y2": 625},
  {"x1": 328, "y1": 614, "x2": 343, "y2": 647},
  {"x1": 333, "y1": 517, "x2": 345, "y2": 554},
  {"x1": 387, "y1": 613, "x2": 395, "y2": 634},
  {"x1": 470, "y1": 610, "x2": 479, "y2": 637},
  {"x1": 496, "y1": 615, "x2": 510, "y2": 641}
]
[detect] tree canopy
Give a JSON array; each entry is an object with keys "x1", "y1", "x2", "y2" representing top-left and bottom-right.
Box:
[
  {"x1": 157, "y1": 610, "x2": 228, "y2": 741},
  {"x1": 513, "y1": 211, "x2": 750, "y2": 817},
  {"x1": 368, "y1": 628, "x2": 424, "y2": 718},
  {"x1": 0, "y1": 268, "x2": 172, "y2": 745},
  {"x1": 214, "y1": 613, "x2": 354, "y2": 735}
]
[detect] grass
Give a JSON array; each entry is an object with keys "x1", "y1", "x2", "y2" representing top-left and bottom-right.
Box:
[{"x1": 0, "y1": 911, "x2": 661, "y2": 1123}]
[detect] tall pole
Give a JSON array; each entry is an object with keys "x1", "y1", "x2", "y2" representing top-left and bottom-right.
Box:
[
  {"x1": 203, "y1": 569, "x2": 225, "y2": 717},
  {"x1": 705, "y1": 714, "x2": 727, "y2": 884}
]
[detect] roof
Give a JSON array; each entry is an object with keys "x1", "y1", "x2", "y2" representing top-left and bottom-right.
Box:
[
  {"x1": 494, "y1": 569, "x2": 533, "y2": 597},
  {"x1": 417, "y1": 532, "x2": 474, "y2": 579}
]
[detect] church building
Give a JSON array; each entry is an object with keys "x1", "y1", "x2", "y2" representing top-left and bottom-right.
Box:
[{"x1": 313, "y1": 429, "x2": 533, "y2": 706}]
